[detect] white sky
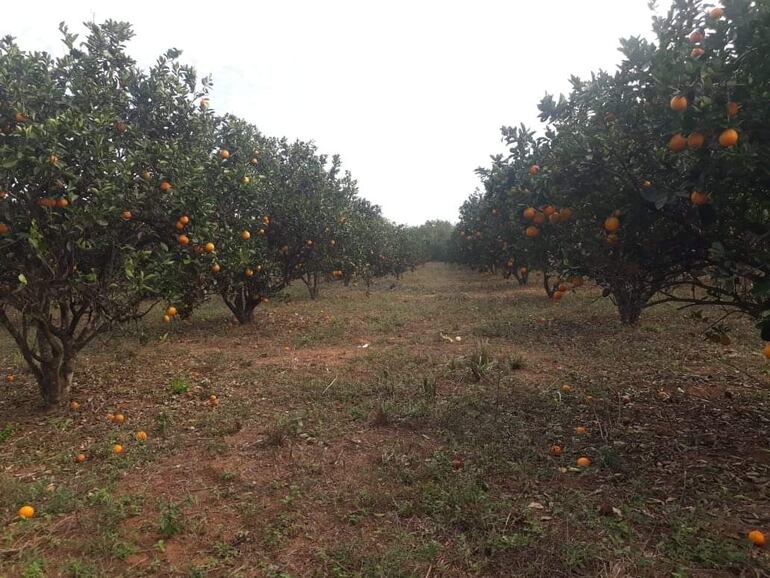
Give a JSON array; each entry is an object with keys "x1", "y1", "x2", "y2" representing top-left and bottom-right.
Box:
[{"x1": 3, "y1": 0, "x2": 669, "y2": 225}]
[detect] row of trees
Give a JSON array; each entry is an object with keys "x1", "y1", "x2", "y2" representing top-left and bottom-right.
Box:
[
  {"x1": 0, "y1": 22, "x2": 433, "y2": 406},
  {"x1": 452, "y1": 0, "x2": 769, "y2": 347}
]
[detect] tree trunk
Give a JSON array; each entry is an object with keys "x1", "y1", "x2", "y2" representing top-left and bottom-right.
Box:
[
  {"x1": 543, "y1": 272, "x2": 556, "y2": 297},
  {"x1": 611, "y1": 284, "x2": 646, "y2": 326},
  {"x1": 222, "y1": 290, "x2": 258, "y2": 324},
  {"x1": 304, "y1": 272, "x2": 320, "y2": 299},
  {"x1": 39, "y1": 357, "x2": 74, "y2": 406}
]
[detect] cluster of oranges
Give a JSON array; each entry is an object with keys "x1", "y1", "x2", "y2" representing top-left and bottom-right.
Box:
[
  {"x1": 332, "y1": 270, "x2": 344, "y2": 279},
  {"x1": 552, "y1": 275, "x2": 584, "y2": 302},
  {"x1": 522, "y1": 204, "x2": 573, "y2": 238},
  {"x1": 163, "y1": 305, "x2": 178, "y2": 324},
  {"x1": 36, "y1": 196, "x2": 69, "y2": 209}
]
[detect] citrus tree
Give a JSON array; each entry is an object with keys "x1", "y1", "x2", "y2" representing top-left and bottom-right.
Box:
[{"x1": 0, "y1": 22, "x2": 215, "y2": 405}]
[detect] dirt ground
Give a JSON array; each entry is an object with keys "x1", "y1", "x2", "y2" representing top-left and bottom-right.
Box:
[{"x1": 1, "y1": 263, "x2": 768, "y2": 577}]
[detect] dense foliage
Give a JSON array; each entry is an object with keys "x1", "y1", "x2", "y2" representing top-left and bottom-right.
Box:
[{"x1": 452, "y1": 0, "x2": 769, "y2": 345}]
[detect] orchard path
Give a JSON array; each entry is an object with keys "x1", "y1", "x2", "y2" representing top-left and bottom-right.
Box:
[{"x1": 1, "y1": 263, "x2": 768, "y2": 576}]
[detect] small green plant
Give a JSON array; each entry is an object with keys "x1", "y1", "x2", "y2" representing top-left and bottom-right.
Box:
[
  {"x1": 466, "y1": 339, "x2": 497, "y2": 382},
  {"x1": 505, "y1": 354, "x2": 524, "y2": 371},
  {"x1": 159, "y1": 501, "x2": 184, "y2": 538},
  {"x1": 421, "y1": 376, "x2": 437, "y2": 400},
  {"x1": 170, "y1": 375, "x2": 190, "y2": 395},
  {"x1": 0, "y1": 424, "x2": 13, "y2": 443},
  {"x1": 21, "y1": 560, "x2": 46, "y2": 578}
]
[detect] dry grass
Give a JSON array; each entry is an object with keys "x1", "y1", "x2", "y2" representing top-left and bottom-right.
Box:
[{"x1": 0, "y1": 263, "x2": 768, "y2": 577}]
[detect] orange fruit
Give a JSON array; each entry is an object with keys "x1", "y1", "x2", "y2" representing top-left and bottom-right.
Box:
[
  {"x1": 718, "y1": 128, "x2": 738, "y2": 147},
  {"x1": 262, "y1": 215, "x2": 270, "y2": 225},
  {"x1": 689, "y1": 30, "x2": 704, "y2": 43},
  {"x1": 211, "y1": 263, "x2": 221, "y2": 273},
  {"x1": 560, "y1": 207, "x2": 573, "y2": 221},
  {"x1": 606, "y1": 233, "x2": 619, "y2": 245},
  {"x1": 549, "y1": 445, "x2": 562, "y2": 456},
  {"x1": 113, "y1": 413, "x2": 125, "y2": 425},
  {"x1": 669, "y1": 133, "x2": 687, "y2": 152},
  {"x1": 241, "y1": 230, "x2": 251, "y2": 241},
  {"x1": 141, "y1": 170, "x2": 152, "y2": 181},
  {"x1": 548, "y1": 212, "x2": 561, "y2": 224},
  {"x1": 0, "y1": 223, "x2": 9, "y2": 235},
  {"x1": 525, "y1": 226, "x2": 540, "y2": 238},
  {"x1": 135, "y1": 431, "x2": 148, "y2": 442},
  {"x1": 114, "y1": 121, "x2": 127, "y2": 133},
  {"x1": 241, "y1": 176, "x2": 251, "y2": 185},
  {"x1": 179, "y1": 216, "x2": 190, "y2": 226},
  {"x1": 14, "y1": 112, "x2": 27, "y2": 123},
  {"x1": 726, "y1": 102, "x2": 739, "y2": 117},
  {"x1": 575, "y1": 426, "x2": 587, "y2": 435},
  {"x1": 709, "y1": 7, "x2": 724, "y2": 19},
  {"x1": 56, "y1": 198, "x2": 69, "y2": 208},
  {"x1": 604, "y1": 216, "x2": 620, "y2": 233},
  {"x1": 18, "y1": 505, "x2": 35, "y2": 519},
  {"x1": 576, "y1": 457, "x2": 591, "y2": 467},
  {"x1": 244, "y1": 268, "x2": 254, "y2": 277},
  {"x1": 762, "y1": 343, "x2": 770, "y2": 359},
  {"x1": 5, "y1": 374, "x2": 15, "y2": 383},
  {"x1": 47, "y1": 154, "x2": 59, "y2": 165},
  {"x1": 75, "y1": 453, "x2": 87, "y2": 463},
  {"x1": 218, "y1": 149, "x2": 230, "y2": 159},
  {"x1": 643, "y1": 180, "x2": 652, "y2": 188},
  {"x1": 748, "y1": 530, "x2": 766, "y2": 547},
  {"x1": 690, "y1": 191, "x2": 709, "y2": 206},
  {"x1": 166, "y1": 306, "x2": 177, "y2": 317},
  {"x1": 558, "y1": 282, "x2": 569, "y2": 292},
  {"x1": 330, "y1": 239, "x2": 336, "y2": 246},
  {"x1": 200, "y1": 98, "x2": 209, "y2": 109},
  {"x1": 204, "y1": 242, "x2": 215, "y2": 253},
  {"x1": 553, "y1": 291, "x2": 564, "y2": 301},
  {"x1": 112, "y1": 444, "x2": 124, "y2": 455},
  {"x1": 561, "y1": 384, "x2": 572, "y2": 394},
  {"x1": 175, "y1": 221, "x2": 185, "y2": 231},
  {"x1": 529, "y1": 164, "x2": 540, "y2": 176},
  {"x1": 306, "y1": 240, "x2": 313, "y2": 246},
  {"x1": 533, "y1": 213, "x2": 546, "y2": 225},
  {"x1": 69, "y1": 400, "x2": 80, "y2": 411},
  {"x1": 121, "y1": 210, "x2": 132, "y2": 221},
  {"x1": 209, "y1": 395, "x2": 219, "y2": 406},
  {"x1": 670, "y1": 95, "x2": 688, "y2": 112},
  {"x1": 690, "y1": 47, "x2": 704, "y2": 58},
  {"x1": 687, "y1": 132, "x2": 705, "y2": 150},
  {"x1": 160, "y1": 181, "x2": 172, "y2": 192},
  {"x1": 178, "y1": 234, "x2": 190, "y2": 246},
  {"x1": 523, "y1": 207, "x2": 536, "y2": 220},
  {"x1": 250, "y1": 158, "x2": 258, "y2": 166},
  {"x1": 163, "y1": 314, "x2": 172, "y2": 323},
  {"x1": 543, "y1": 205, "x2": 556, "y2": 217}
]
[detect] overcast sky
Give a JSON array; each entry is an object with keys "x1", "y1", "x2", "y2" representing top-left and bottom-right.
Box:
[{"x1": 3, "y1": 1, "x2": 669, "y2": 225}]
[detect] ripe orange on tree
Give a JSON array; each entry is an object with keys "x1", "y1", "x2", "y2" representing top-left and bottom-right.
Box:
[
  {"x1": 241, "y1": 176, "x2": 251, "y2": 185},
  {"x1": 688, "y1": 30, "x2": 704, "y2": 43},
  {"x1": 687, "y1": 132, "x2": 705, "y2": 150},
  {"x1": 244, "y1": 268, "x2": 254, "y2": 277},
  {"x1": 670, "y1": 95, "x2": 688, "y2": 112},
  {"x1": 218, "y1": 149, "x2": 230, "y2": 159},
  {"x1": 643, "y1": 180, "x2": 652, "y2": 188},
  {"x1": 163, "y1": 314, "x2": 172, "y2": 323},
  {"x1": 204, "y1": 242, "x2": 215, "y2": 253},
  {"x1": 166, "y1": 306, "x2": 177, "y2": 317},
  {"x1": 529, "y1": 164, "x2": 540, "y2": 176},
  {"x1": 604, "y1": 216, "x2": 620, "y2": 232},
  {"x1": 178, "y1": 234, "x2": 190, "y2": 246},
  {"x1": 175, "y1": 221, "x2": 185, "y2": 231},
  {"x1": 0, "y1": 223, "x2": 9, "y2": 235},
  {"x1": 241, "y1": 230, "x2": 251, "y2": 241},
  {"x1": 159, "y1": 181, "x2": 172, "y2": 192},
  {"x1": 553, "y1": 291, "x2": 564, "y2": 301},
  {"x1": 669, "y1": 133, "x2": 687, "y2": 152},
  {"x1": 14, "y1": 112, "x2": 27, "y2": 123},
  {"x1": 576, "y1": 457, "x2": 591, "y2": 467},
  {"x1": 56, "y1": 198, "x2": 69, "y2": 208},
  {"x1": 69, "y1": 400, "x2": 80, "y2": 411},
  {"x1": 179, "y1": 215, "x2": 190, "y2": 225},
  {"x1": 690, "y1": 47, "x2": 704, "y2": 58},
  {"x1": 690, "y1": 191, "x2": 709, "y2": 206},
  {"x1": 121, "y1": 210, "x2": 132, "y2": 220},
  {"x1": 543, "y1": 205, "x2": 556, "y2": 217},
  {"x1": 113, "y1": 413, "x2": 125, "y2": 425},
  {"x1": 525, "y1": 226, "x2": 540, "y2": 238},
  {"x1": 549, "y1": 445, "x2": 562, "y2": 456},
  {"x1": 549, "y1": 212, "x2": 561, "y2": 224},
  {"x1": 533, "y1": 212, "x2": 546, "y2": 225},
  {"x1": 762, "y1": 343, "x2": 770, "y2": 359},
  {"x1": 211, "y1": 263, "x2": 221, "y2": 273},
  {"x1": 709, "y1": 6, "x2": 724, "y2": 19},
  {"x1": 726, "y1": 102, "x2": 739, "y2": 117},
  {"x1": 523, "y1": 207, "x2": 536, "y2": 220},
  {"x1": 718, "y1": 128, "x2": 738, "y2": 147}
]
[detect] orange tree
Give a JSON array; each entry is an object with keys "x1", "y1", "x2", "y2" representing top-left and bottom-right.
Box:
[{"x1": 0, "y1": 22, "x2": 215, "y2": 404}]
